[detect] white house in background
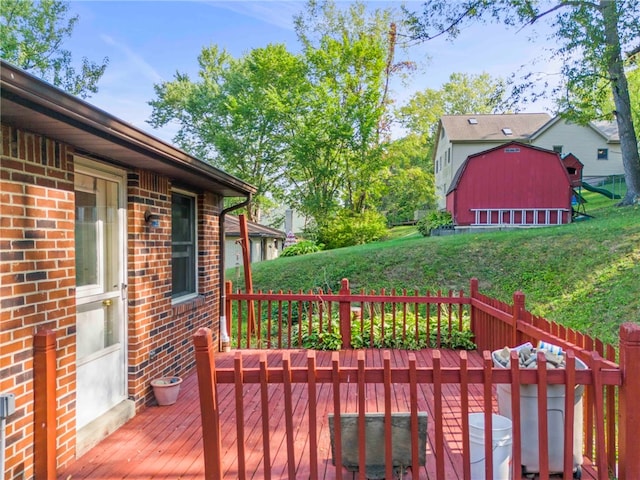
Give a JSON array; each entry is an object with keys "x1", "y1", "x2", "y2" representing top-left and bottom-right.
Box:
[
  {"x1": 433, "y1": 113, "x2": 623, "y2": 207},
  {"x1": 224, "y1": 215, "x2": 286, "y2": 267}
]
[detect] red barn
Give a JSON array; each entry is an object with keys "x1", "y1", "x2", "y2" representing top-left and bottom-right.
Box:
[
  {"x1": 562, "y1": 153, "x2": 584, "y2": 187},
  {"x1": 446, "y1": 142, "x2": 572, "y2": 226}
]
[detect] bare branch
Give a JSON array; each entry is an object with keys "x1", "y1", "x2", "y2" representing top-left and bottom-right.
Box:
[
  {"x1": 519, "y1": 0, "x2": 599, "y2": 30},
  {"x1": 409, "y1": 0, "x2": 486, "y2": 41}
]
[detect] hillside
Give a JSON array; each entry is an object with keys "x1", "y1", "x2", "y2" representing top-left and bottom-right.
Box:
[{"x1": 227, "y1": 197, "x2": 639, "y2": 346}]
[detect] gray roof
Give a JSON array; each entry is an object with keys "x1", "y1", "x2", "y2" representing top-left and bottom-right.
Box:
[
  {"x1": 1, "y1": 60, "x2": 256, "y2": 197},
  {"x1": 590, "y1": 120, "x2": 620, "y2": 142},
  {"x1": 225, "y1": 215, "x2": 286, "y2": 239},
  {"x1": 440, "y1": 113, "x2": 552, "y2": 142}
]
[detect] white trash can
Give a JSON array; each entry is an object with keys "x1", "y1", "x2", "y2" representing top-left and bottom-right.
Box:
[
  {"x1": 493, "y1": 349, "x2": 585, "y2": 477},
  {"x1": 469, "y1": 413, "x2": 512, "y2": 480}
]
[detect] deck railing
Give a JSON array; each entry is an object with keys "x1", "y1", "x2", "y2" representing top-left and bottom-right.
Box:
[
  {"x1": 225, "y1": 279, "x2": 470, "y2": 350},
  {"x1": 191, "y1": 278, "x2": 640, "y2": 479}
]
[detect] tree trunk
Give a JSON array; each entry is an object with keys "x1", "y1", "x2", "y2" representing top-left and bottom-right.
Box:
[{"x1": 602, "y1": 0, "x2": 640, "y2": 205}]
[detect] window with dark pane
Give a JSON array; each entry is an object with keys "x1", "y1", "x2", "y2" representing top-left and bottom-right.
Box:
[{"x1": 172, "y1": 192, "x2": 196, "y2": 299}]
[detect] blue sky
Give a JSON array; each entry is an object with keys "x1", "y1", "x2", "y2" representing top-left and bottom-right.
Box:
[{"x1": 64, "y1": 1, "x2": 560, "y2": 143}]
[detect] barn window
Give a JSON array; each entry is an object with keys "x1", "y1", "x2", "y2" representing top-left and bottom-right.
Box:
[
  {"x1": 597, "y1": 148, "x2": 608, "y2": 160},
  {"x1": 502, "y1": 128, "x2": 513, "y2": 135},
  {"x1": 505, "y1": 147, "x2": 520, "y2": 153},
  {"x1": 553, "y1": 145, "x2": 563, "y2": 154}
]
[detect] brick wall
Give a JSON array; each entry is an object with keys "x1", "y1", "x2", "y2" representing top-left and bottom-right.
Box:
[
  {"x1": 1, "y1": 123, "x2": 223, "y2": 478},
  {"x1": 1, "y1": 124, "x2": 76, "y2": 479},
  {"x1": 126, "y1": 173, "x2": 222, "y2": 409}
]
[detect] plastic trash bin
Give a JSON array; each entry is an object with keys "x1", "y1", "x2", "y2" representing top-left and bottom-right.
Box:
[{"x1": 492, "y1": 347, "x2": 586, "y2": 478}]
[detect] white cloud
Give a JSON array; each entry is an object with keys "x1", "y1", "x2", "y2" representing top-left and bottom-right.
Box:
[
  {"x1": 206, "y1": 1, "x2": 303, "y2": 31},
  {"x1": 100, "y1": 34, "x2": 164, "y2": 84}
]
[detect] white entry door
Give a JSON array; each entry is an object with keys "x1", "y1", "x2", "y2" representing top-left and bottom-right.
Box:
[{"x1": 74, "y1": 160, "x2": 127, "y2": 430}]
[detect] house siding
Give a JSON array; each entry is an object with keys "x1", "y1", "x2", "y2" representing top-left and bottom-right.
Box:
[
  {"x1": 434, "y1": 115, "x2": 623, "y2": 208},
  {"x1": 533, "y1": 119, "x2": 624, "y2": 178},
  {"x1": 1, "y1": 123, "x2": 223, "y2": 479}
]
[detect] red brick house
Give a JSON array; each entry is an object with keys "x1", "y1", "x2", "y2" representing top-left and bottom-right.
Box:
[
  {"x1": 0, "y1": 60, "x2": 255, "y2": 478},
  {"x1": 446, "y1": 142, "x2": 573, "y2": 227}
]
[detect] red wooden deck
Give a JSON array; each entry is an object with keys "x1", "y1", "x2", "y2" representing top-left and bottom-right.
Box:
[{"x1": 58, "y1": 349, "x2": 598, "y2": 479}]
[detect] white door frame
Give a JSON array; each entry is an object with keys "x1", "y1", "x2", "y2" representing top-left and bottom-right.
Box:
[{"x1": 74, "y1": 156, "x2": 128, "y2": 429}]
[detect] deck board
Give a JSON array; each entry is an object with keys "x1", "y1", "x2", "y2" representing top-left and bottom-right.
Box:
[{"x1": 59, "y1": 349, "x2": 599, "y2": 480}]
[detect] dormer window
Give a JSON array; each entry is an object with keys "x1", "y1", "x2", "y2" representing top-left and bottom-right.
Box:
[
  {"x1": 502, "y1": 128, "x2": 513, "y2": 135},
  {"x1": 468, "y1": 118, "x2": 478, "y2": 125}
]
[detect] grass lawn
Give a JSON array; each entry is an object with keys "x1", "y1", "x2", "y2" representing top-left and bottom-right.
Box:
[{"x1": 227, "y1": 193, "x2": 639, "y2": 346}]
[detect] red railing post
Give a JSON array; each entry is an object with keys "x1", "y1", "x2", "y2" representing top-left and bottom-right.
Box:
[
  {"x1": 338, "y1": 278, "x2": 352, "y2": 349},
  {"x1": 224, "y1": 280, "x2": 233, "y2": 351},
  {"x1": 34, "y1": 329, "x2": 57, "y2": 480},
  {"x1": 618, "y1": 322, "x2": 640, "y2": 479},
  {"x1": 193, "y1": 328, "x2": 223, "y2": 480},
  {"x1": 469, "y1": 277, "x2": 478, "y2": 340},
  {"x1": 512, "y1": 290, "x2": 525, "y2": 346}
]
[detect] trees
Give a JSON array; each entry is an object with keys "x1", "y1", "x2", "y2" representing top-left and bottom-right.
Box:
[
  {"x1": 378, "y1": 134, "x2": 436, "y2": 225},
  {"x1": 398, "y1": 72, "x2": 506, "y2": 158},
  {"x1": 0, "y1": 0, "x2": 107, "y2": 98},
  {"x1": 148, "y1": 44, "x2": 307, "y2": 221},
  {"x1": 149, "y1": 0, "x2": 414, "y2": 238},
  {"x1": 291, "y1": 0, "x2": 403, "y2": 222},
  {"x1": 404, "y1": 0, "x2": 640, "y2": 205}
]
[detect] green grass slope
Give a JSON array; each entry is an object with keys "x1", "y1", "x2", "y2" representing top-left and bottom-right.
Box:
[{"x1": 228, "y1": 198, "x2": 639, "y2": 346}]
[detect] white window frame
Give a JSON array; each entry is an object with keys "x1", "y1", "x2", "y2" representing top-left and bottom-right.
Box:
[
  {"x1": 597, "y1": 148, "x2": 609, "y2": 160},
  {"x1": 171, "y1": 189, "x2": 198, "y2": 303}
]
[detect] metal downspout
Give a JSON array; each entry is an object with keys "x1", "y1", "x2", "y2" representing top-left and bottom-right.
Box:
[{"x1": 218, "y1": 195, "x2": 251, "y2": 351}]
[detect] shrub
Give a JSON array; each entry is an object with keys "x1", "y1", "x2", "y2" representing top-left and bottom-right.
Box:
[
  {"x1": 294, "y1": 312, "x2": 475, "y2": 351},
  {"x1": 280, "y1": 240, "x2": 321, "y2": 257},
  {"x1": 417, "y1": 210, "x2": 453, "y2": 236},
  {"x1": 317, "y1": 210, "x2": 389, "y2": 249}
]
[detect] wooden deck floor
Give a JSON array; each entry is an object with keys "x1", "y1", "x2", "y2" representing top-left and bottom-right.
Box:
[{"x1": 58, "y1": 349, "x2": 598, "y2": 479}]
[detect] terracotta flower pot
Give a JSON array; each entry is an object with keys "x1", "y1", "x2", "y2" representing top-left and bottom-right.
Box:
[{"x1": 150, "y1": 376, "x2": 182, "y2": 406}]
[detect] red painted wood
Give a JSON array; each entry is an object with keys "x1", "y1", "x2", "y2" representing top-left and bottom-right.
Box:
[
  {"x1": 192, "y1": 328, "x2": 222, "y2": 480},
  {"x1": 238, "y1": 214, "x2": 255, "y2": 337},
  {"x1": 34, "y1": 329, "x2": 57, "y2": 480},
  {"x1": 433, "y1": 351, "x2": 445, "y2": 479},
  {"x1": 589, "y1": 352, "x2": 608, "y2": 480},
  {"x1": 509, "y1": 349, "x2": 522, "y2": 480},
  {"x1": 618, "y1": 323, "x2": 640, "y2": 479},
  {"x1": 447, "y1": 142, "x2": 572, "y2": 226},
  {"x1": 234, "y1": 353, "x2": 246, "y2": 480},
  {"x1": 563, "y1": 350, "x2": 577, "y2": 479},
  {"x1": 331, "y1": 352, "x2": 343, "y2": 480},
  {"x1": 536, "y1": 351, "x2": 550, "y2": 479},
  {"x1": 307, "y1": 352, "x2": 318, "y2": 480},
  {"x1": 482, "y1": 351, "x2": 494, "y2": 480},
  {"x1": 59, "y1": 349, "x2": 608, "y2": 480},
  {"x1": 259, "y1": 354, "x2": 272, "y2": 480}
]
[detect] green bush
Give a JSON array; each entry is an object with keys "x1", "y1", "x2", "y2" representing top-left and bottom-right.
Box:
[
  {"x1": 295, "y1": 313, "x2": 476, "y2": 351},
  {"x1": 318, "y1": 210, "x2": 389, "y2": 249},
  {"x1": 417, "y1": 210, "x2": 453, "y2": 236},
  {"x1": 281, "y1": 240, "x2": 321, "y2": 257}
]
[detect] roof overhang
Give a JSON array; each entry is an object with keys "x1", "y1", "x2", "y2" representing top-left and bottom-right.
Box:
[{"x1": 1, "y1": 60, "x2": 256, "y2": 197}]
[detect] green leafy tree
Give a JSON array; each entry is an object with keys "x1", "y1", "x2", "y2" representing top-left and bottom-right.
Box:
[
  {"x1": 404, "y1": 0, "x2": 640, "y2": 206},
  {"x1": 398, "y1": 72, "x2": 506, "y2": 157},
  {"x1": 378, "y1": 134, "x2": 436, "y2": 225},
  {"x1": 291, "y1": 0, "x2": 412, "y2": 224},
  {"x1": 0, "y1": 0, "x2": 108, "y2": 98},
  {"x1": 148, "y1": 44, "x2": 307, "y2": 221}
]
